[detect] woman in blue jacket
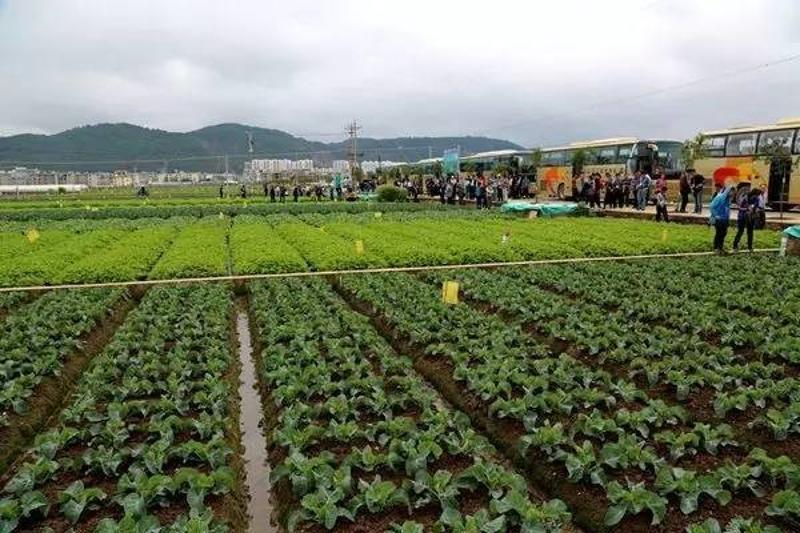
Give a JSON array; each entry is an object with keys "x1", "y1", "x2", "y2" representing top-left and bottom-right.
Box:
[{"x1": 709, "y1": 184, "x2": 733, "y2": 253}]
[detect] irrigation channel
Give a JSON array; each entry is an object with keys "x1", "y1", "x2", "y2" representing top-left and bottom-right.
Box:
[{"x1": 236, "y1": 308, "x2": 277, "y2": 533}]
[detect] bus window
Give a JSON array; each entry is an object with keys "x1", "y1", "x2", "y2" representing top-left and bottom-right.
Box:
[
  {"x1": 726, "y1": 133, "x2": 757, "y2": 156},
  {"x1": 617, "y1": 145, "x2": 633, "y2": 164},
  {"x1": 541, "y1": 151, "x2": 566, "y2": 166},
  {"x1": 795, "y1": 130, "x2": 800, "y2": 154},
  {"x1": 702, "y1": 135, "x2": 726, "y2": 156},
  {"x1": 596, "y1": 146, "x2": 617, "y2": 164},
  {"x1": 758, "y1": 129, "x2": 794, "y2": 154}
]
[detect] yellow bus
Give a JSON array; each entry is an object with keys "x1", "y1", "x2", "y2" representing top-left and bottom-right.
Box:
[
  {"x1": 536, "y1": 137, "x2": 683, "y2": 199},
  {"x1": 695, "y1": 118, "x2": 800, "y2": 209}
]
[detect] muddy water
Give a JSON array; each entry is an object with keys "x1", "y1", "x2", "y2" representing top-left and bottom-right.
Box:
[{"x1": 236, "y1": 311, "x2": 277, "y2": 533}]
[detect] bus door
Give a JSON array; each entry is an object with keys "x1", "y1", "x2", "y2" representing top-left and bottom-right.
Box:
[
  {"x1": 631, "y1": 142, "x2": 657, "y2": 175},
  {"x1": 636, "y1": 142, "x2": 658, "y2": 176},
  {"x1": 767, "y1": 156, "x2": 792, "y2": 207}
]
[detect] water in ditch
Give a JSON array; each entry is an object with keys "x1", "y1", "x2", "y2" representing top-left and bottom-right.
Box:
[{"x1": 236, "y1": 311, "x2": 277, "y2": 533}]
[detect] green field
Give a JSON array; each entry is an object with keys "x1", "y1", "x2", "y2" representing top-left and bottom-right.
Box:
[
  {"x1": 0, "y1": 200, "x2": 796, "y2": 532},
  {"x1": 0, "y1": 209, "x2": 781, "y2": 287}
]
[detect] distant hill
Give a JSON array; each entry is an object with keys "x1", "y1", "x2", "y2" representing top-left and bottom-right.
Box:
[{"x1": 0, "y1": 123, "x2": 524, "y2": 172}]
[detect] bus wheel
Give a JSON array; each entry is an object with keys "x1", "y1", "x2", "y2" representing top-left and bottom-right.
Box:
[{"x1": 557, "y1": 183, "x2": 565, "y2": 200}]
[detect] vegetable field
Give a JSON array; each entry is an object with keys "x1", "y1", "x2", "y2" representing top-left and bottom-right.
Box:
[
  {"x1": 0, "y1": 210, "x2": 782, "y2": 288},
  {"x1": 0, "y1": 213, "x2": 797, "y2": 531}
]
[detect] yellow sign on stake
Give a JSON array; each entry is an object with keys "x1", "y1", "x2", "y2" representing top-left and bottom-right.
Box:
[
  {"x1": 25, "y1": 228, "x2": 40, "y2": 243},
  {"x1": 661, "y1": 229, "x2": 668, "y2": 242},
  {"x1": 355, "y1": 240, "x2": 364, "y2": 255},
  {"x1": 442, "y1": 281, "x2": 460, "y2": 305}
]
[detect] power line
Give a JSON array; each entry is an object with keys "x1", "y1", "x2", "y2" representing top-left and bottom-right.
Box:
[{"x1": 472, "y1": 52, "x2": 800, "y2": 136}]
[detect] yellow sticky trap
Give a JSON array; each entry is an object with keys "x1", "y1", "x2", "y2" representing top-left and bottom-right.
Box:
[
  {"x1": 661, "y1": 229, "x2": 668, "y2": 242},
  {"x1": 374, "y1": 212, "x2": 382, "y2": 218},
  {"x1": 25, "y1": 228, "x2": 40, "y2": 243},
  {"x1": 355, "y1": 240, "x2": 364, "y2": 255},
  {"x1": 442, "y1": 281, "x2": 460, "y2": 305},
  {"x1": 218, "y1": 212, "x2": 225, "y2": 220}
]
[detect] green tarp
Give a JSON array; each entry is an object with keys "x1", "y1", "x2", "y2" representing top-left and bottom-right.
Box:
[
  {"x1": 784, "y1": 225, "x2": 800, "y2": 239},
  {"x1": 501, "y1": 202, "x2": 578, "y2": 217}
]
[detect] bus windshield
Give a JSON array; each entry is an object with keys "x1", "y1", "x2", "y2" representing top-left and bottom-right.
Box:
[{"x1": 655, "y1": 141, "x2": 682, "y2": 171}]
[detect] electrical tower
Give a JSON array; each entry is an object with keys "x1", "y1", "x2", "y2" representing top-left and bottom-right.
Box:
[{"x1": 344, "y1": 120, "x2": 362, "y2": 175}]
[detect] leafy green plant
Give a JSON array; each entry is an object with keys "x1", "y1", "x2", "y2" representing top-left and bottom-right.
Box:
[
  {"x1": 603, "y1": 480, "x2": 667, "y2": 526},
  {"x1": 58, "y1": 480, "x2": 107, "y2": 523},
  {"x1": 765, "y1": 489, "x2": 800, "y2": 519}
]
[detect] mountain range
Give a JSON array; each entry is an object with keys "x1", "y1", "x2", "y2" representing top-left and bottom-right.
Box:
[{"x1": 0, "y1": 123, "x2": 524, "y2": 172}]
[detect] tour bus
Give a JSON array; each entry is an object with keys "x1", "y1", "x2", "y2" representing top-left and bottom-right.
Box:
[
  {"x1": 459, "y1": 149, "x2": 532, "y2": 176},
  {"x1": 536, "y1": 137, "x2": 683, "y2": 199},
  {"x1": 695, "y1": 118, "x2": 800, "y2": 209}
]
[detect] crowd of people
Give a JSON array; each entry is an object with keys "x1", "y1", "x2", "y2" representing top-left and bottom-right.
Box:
[{"x1": 427, "y1": 174, "x2": 533, "y2": 208}]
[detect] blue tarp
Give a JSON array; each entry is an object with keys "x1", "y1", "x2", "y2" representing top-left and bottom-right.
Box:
[
  {"x1": 501, "y1": 201, "x2": 578, "y2": 217},
  {"x1": 783, "y1": 225, "x2": 800, "y2": 239}
]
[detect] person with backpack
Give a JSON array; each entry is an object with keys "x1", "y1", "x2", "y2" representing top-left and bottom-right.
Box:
[
  {"x1": 732, "y1": 188, "x2": 759, "y2": 252},
  {"x1": 709, "y1": 184, "x2": 733, "y2": 254}
]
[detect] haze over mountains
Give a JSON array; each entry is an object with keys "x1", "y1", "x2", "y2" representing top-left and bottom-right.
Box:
[{"x1": 0, "y1": 123, "x2": 523, "y2": 172}]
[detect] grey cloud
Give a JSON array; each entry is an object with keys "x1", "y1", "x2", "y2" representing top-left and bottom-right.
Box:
[{"x1": 1, "y1": 0, "x2": 798, "y2": 147}]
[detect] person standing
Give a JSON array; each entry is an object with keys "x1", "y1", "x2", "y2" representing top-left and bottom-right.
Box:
[
  {"x1": 634, "y1": 171, "x2": 646, "y2": 210},
  {"x1": 732, "y1": 188, "x2": 758, "y2": 252},
  {"x1": 219, "y1": 184, "x2": 224, "y2": 199},
  {"x1": 691, "y1": 170, "x2": 705, "y2": 213},
  {"x1": 678, "y1": 172, "x2": 691, "y2": 212},
  {"x1": 623, "y1": 173, "x2": 633, "y2": 207},
  {"x1": 292, "y1": 184, "x2": 300, "y2": 203},
  {"x1": 640, "y1": 171, "x2": 652, "y2": 209},
  {"x1": 240, "y1": 184, "x2": 247, "y2": 198},
  {"x1": 710, "y1": 184, "x2": 733, "y2": 254},
  {"x1": 655, "y1": 188, "x2": 669, "y2": 222},
  {"x1": 655, "y1": 172, "x2": 667, "y2": 195}
]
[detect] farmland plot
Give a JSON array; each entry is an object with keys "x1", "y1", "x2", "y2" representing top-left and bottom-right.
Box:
[
  {"x1": 0, "y1": 288, "x2": 125, "y2": 472},
  {"x1": 0, "y1": 285, "x2": 245, "y2": 531},
  {"x1": 248, "y1": 278, "x2": 571, "y2": 532},
  {"x1": 335, "y1": 265, "x2": 800, "y2": 532}
]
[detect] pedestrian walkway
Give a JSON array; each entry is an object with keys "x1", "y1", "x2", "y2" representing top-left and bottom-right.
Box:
[{"x1": 600, "y1": 205, "x2": 800, "y2": 230}]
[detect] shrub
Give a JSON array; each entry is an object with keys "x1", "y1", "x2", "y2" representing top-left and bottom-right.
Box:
[{"x1": 376, "y1": 186, "x2": 407, "y2": 203}]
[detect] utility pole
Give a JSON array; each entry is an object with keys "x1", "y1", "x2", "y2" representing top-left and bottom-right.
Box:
[
  {"x1": 428, "y1": 146, "x2": 432, "y2": 159},
  {"x1": 224, "y1": 154, "x2": 229, "y2": 178},
  {"x1": 345, "y1": 120, "x2": 362, "y2": 175}
]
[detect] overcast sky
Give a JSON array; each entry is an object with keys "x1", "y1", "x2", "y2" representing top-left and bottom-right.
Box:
[{"x1": 0, "y1": 0, "x2": 798, "y2": 147}]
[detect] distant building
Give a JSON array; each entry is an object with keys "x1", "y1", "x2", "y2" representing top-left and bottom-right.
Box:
[
  {"x1": 332, "y1": 160, "x2": 350, "y2": 173},
  {"x1": 360, "y1": 160, "x2": 402, "y2": 174}
]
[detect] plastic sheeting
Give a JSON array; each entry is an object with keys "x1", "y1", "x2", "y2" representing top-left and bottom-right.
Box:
[
  {"x1": 501, "y1": 201, "x2": 578, "y2": 217},
  {"x1": 783, "y1": 225, "x2": 800, "y2": 239}
]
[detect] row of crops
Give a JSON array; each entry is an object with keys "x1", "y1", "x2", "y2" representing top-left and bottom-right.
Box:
[
  {"x1": 0, "y1": 210, "x2": 782, "y2": 287},
  {"x1": 1, "y1": 254, "x2": 798, "y2": 531}
]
